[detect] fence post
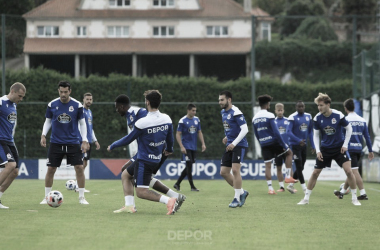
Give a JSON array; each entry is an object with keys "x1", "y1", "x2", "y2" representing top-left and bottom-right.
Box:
[
  {"x1": 24, "y1": 129, "x2": 26, "y2": 158},
  {"x1": 251, "y1": 15, "x2": 256, "y2": 159},
  {"x1": 361, "y1": 50, "x2": 367, "y2": 97},
  {"x1": 1, "y1": 14, "x2": 5, "y2": 96},
  {"x1": 352, "y1": 15, "x2": 357, "y2": 99}
]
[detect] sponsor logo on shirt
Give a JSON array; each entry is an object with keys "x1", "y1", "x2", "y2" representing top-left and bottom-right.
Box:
[
  {"x1": 223, "y1": 120, "x2": 230, "y2": 130},
  {"x1": 259, "y1": 136, "x2": 273, "y2": 142},
  {"x1": 254, "y1": 118, "x2": 267, "y2": 124},
  {"x1": 350, "y1": 121, "x2": 364, "y2": 126},
  {"x1": 350, "y1": 142, "x2": 362, "y2": 147},
  {"x1": 87, "y1": 117, "x2": 92, "y2": 125},
  {"x1": 323, "y1": 126, "x2": 336, "y2": 135},
  {"x1": 7, "y1": 112, "x2": 17, "y2": 123},
  {"x1": 149, "y1": 140, "x2": 166, "y2": 147},
  {"x1": 352, "y1": 132, "x2": 362, "y2": 135},
  {"x1": 257, "y1": 127, "x2": 267, "y2": 131},
  {"x1": 147, "y1": 125, "x2": 169, "y2": 134},
  {"x1": 148, "y1": 154, "x2": 162, "y2": 160},
  {"x1": 278, "y1": 126, "x2": 286, "y2": 134},
  {"x1": 57, "y1": 113, "x2": 72, "y2": 123},
  {"x1": 299, "y1": 123, "x2": 308, "y2": 132},
  {"x1": 188, "y1": 125, "x2": 197, "y2": 134}
]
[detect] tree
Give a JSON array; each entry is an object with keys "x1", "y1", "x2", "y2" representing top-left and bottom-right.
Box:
[
  {"x1": 290, "y1": 17, "x2": 338, "y2": 41},
  {"x1": 253, "y1": 0, "x2": 287, "y2": 16},
  {"x1": 342, "y1": 0, "x2": 377, "y2": 30}
]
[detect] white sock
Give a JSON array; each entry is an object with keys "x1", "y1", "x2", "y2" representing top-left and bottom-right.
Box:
[
  {"x1": 78, "y1": 188, "x2": 85, "y2": 197},
  {"x1": 45, "y1": 187, "x2": 52, "y2": 197},
  {"x1": 234, "y1": 189, "x2": 241, "y2": 201},
  {"x1": 301, "y1": 183, "x2": 306, "y2": 190},
  {"x1": 351, "y1": 189, "x2": 357, "y2": 200},
  {"x1": 124, "y1": 195, "x2": 134, "y2": 206},
  {"x1": 304, "y1": 189, "x2": 312, "y2": 200},
  {"x1": 285, "y1": 168, "x2": 291, "y2": 178},
  {"x1": 166, "y1": 189, "x2": 179, "y2": 199},
  {"x1": 159, "y1": 195, "x2": 169, "y2": 205},
  {"x1": 240, "y1": 188, "x2": 244, "y2": 195},
  {"x1": 0, "y1": 191, "x2": 3, "y2": 199},
  {"x1": 341, "y1": 188, "x2": 346, "y2": 194},
  {"x1": 360, "y1": 189, "x2": 366, "y2": 195},
  {"x1": 279, "y1": 182, "x2": 284, "y2": 188},
  {"x1": 288, "y1": 183, "x2": 294, "y2": 187},
  {"x1": 267, "y1": 180, "x2": 274, "y2": 191}
]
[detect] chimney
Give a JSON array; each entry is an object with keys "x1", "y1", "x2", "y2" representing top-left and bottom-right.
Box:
[{"x1": 244, "y1": 0, "x2": 252, "y2": 13}]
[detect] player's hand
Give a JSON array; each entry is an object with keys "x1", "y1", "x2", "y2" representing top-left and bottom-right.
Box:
[
  {"x1": 368, "y1": 152, "x2": 374, "y2": 161},
  {"x1": 164, "y1": 150, "x2": 173, "y2": 156},
  {"x1": 202, "y1": 144, "x2": 206, "y2": 152},
  {"x1": 121, "y1": 160, "x2": 132, "y2": 172},
  {"x1": 222, "y1": 137, "x2": 227, "y2": 145},
  {"x1": 317, "y1": 152, "x2": 323, "y2": 161},
  {"x1": 107, "y1": 145, "x2": 112, "y2": 152},
  {"x1": 299, "y1": 139, "x2": 306, "y2": 147},
  {"x1": 341, "y1": 147, "x2": 348, "y2": 154},
  {"x1": 95, "y1": 141, "x2": 100, "y2": 150},
  {"x1": 311, "y1": 149, "x2": 316, "y2": 155},
  {"x1": 226, "y1": 143, "x2": 235, "y2": 151},
  {"x1": 81, "y1": 141, "x2": 89, "y2": 153},
  {"x1": 40, "y1": 135, "x2": 46, "y2": 147},
  {"x1": 180, "y1": 146, "x2": 187, "y2": 154}
]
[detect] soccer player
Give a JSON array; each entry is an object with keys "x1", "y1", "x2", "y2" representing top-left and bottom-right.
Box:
[
  {"x1": 298, "y1": 93, "x2": 361, "y2": 206},
  {"x1": 218, "y1": 91, "x2": 249, "y2": 208},
  {"x1": 40, "y1": 81, "x2": 90, "y2": 205},
  {"x1": 76, "y1": 92, "x2": 101, "y2": 193},
  {"x1": 252, "y1": 95, "x2": 296, "y2": 195},
  {"x1": 0, "y1": 82, "x2": 26, "y2": 209},
  {"x1": 173, "y1": 103, "x2": 206, "y2": 192},
  {"x1": 112, "y1": 94, "x2": 185, "y2": 213},
  {"x1": 286, "y1": 101, "x2": 315, "y2": 194},
  {"x1": 273, "y1": 103, "x2": 289, "y2": 193},
  {"x1": 333, "y1": 98, "x2": 374, "y2": 200},
  {"x1": 108, "y1": 90, "x2": 180, "y2": 215}
]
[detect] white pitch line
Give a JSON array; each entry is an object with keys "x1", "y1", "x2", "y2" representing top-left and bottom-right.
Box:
[{"x1": 369, "y1": 188, "x2": 380, "y2": 192}]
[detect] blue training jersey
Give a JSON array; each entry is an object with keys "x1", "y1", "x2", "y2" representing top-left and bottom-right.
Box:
[
  {"x1": 313, "y1": 109, "x2": 349, "y2": 149},
  {"x1": 0, "y1": 95, "x2": 17, "y2": 143},
  {"x1": 126, "y1": 106, "x2": 148, "y2": 130},
  {"x1": 287, "y1": 112, "x2": 315, "y2": 148},
  {"x1": 110, "y1": 111, "x2": 174, "y2": 164},
  {"x1": 221, "y1": 105, "x2": 248, "y2": 148},
  {"x1": 344, "y1": 112, "x2": 373, "y2": 153},
  {"x1": 177, "y1": 115, "x2": 201, "y2": 151},
  {"x1": 275, "y1": 116, "x2": 289, "y2": 145},
  {"x1": 252, "y1": 109, "x2": 288, "y2": 149},
  {"x1": 82, "y1": 108, "x2": 93, "y2": 143},
  {"x1": 46, "y1": 97, "x2": 84, "y2": 144}
]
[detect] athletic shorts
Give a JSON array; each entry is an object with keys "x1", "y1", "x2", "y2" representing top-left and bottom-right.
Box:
[
  {"x1": 181, "y1": 150, "x2": 196, "y2": 163},
  {"x1": 221, "y1": 146, "x2": 246, "y2": 167},
  {"x1": 314, "y1": 147, "x2": 351, "y2": 169},
  {"x1": 262, "y1": 143, "x2": 289, "y2": 163},
  {"x1": 292, "y1": 145, "x2": 307, "y2": 162},
  {"x1": 134, "y1": 160, "x2": 159, "y2": 188},
  {"x1": 83, "y1": 144, "x2": 92, "y2": 161},
  {"x1": 47, "y1": 143, "x2": 83, "y2": 167},
  {"x1": 127, "y1": 153, "x2": 168, "y2": 176},
  {"x1": 0, "y1": 141, "x2": 19, "y2": 168},
  {"x1": 274, "y1": 154, "x2": 286, "y2": 167},
  {"x1": 349, "y1": 152, "x2": 361, "y2": 169}
]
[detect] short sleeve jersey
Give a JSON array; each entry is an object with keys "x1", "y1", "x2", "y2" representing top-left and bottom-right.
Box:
[
  {"x1": 126, "y1": 106, "x2": 148, "y2": 130},
  {"x1": 287, "y1": 112, "x2": 314, "y2": 147},
  {"x1": 177, "y1": 116, "x2": 201, "y2": 151},
  {"x1": 46, "y1": 97, "x2": 84, "y2": 144},
  {"x1": 0, "y1": 96, "x2": 17, "y2": 143},
  {"x1": 275, "y1": 117, "x2": 289, "y2": 145},
  {"x1": 221, "y1": 105, "x2": 248, "y2": 148},
  {"x1": 344, "y1": 112, "x2": 373, "y2": 153}
]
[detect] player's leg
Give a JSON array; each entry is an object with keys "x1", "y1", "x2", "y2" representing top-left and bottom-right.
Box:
[
  {"x1": 353, "y1": 169, "x2": 367, "y2": 200},
  {"x1": 284, "y1": 149, "x2": 297, "y2": 183},
  {"x1": 150, "y1": 178, "x2": 186, "y2": 211},
  {"x1": 274, "y1": 156, "x2": 285, "y2": 193},
  {"x1": 220, "y1": 150, "x2": 233, "y2": 186},
  {"x1": 0, "y1": 142, "x2": 17, "y2": 186},
  {"x1": 174, "y1": 153, "x2": 188, "y2": 191},
  {"x1": 67, "y1": 144, "x2": 88, "y2": 204},
  {"x1": 261, "y1": 145, "x2": 276, "y2": 194},
  {"x1": 0, "y1": 167, "x2": 18, "y2": 209},
  {"x1": 229, "y1": 147, "x2": 247, "y2": 207},
  {"x1": 186, "y1": 151, "x2": 198, "y2": 191},
  {"x1": 341, "y1": 160, "x2": 360, "y2": 205},
  {"x1": 114, "y1": 160, "x2": 136, "y2": 213}
]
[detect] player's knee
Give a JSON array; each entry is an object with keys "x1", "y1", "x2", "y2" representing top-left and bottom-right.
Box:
[
  {"x1": 5, "y1": 162, "x2": 17, "y2": 169},
  {"x1": 11, "y1": 168, "x2": 19, "y2": 178},
  {"x1": 135, "y1": 188, "x2": 146, "y2": 198},
  {"x1": 311, "y1": 170, "x2": 320, "y2": 178}
]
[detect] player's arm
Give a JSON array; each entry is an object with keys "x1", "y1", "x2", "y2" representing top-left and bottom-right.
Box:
[
  {"x1": 92, "y1": 130, "x2": 100, "y2": 150},
  {"x1": 313, "y1": 129, "x2": 323, "y2": 161},
  {"x1": 41, "y1": 118, "x2": 52, "y2": 147},
  {"x1": 342, "y1": 123, "x2": 352, "y2": 154},
  {"x1": 363, "y1": 123, "x2": 374, "y2": 160},
  {"x1": 198, "y1": 130, "x2": 206, "y2": 152},
  {"x1": 308, "y1": 118, "x2": 315, "y2": 150},
  {"x1": 176, "y1": 131, "x2": 186, "y2": 154},
  {"x1": 108, "y1": 127, "x2": 142, "y2": 151},
  {"x1": 79, "y1": 118, "x2": 89, "y2": 153},
  {"x1": 226, "y1": 115, "x2": 248, "y2": 151},
  {"x1": 270, "y1": 119, "x2": 288, "y2": 149},
  {"x1": 286, "y1": 120, "x2": 302, "y2": 144},
  {"x1": 165, "y1": 124, "x2": 174, "y2": 155}
]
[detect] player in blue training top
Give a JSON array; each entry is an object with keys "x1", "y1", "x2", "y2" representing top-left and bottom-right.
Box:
[
  {"x1": 109, "y1": 94, "x2": 185, "y2": 213},
  {"x1": 0, "y1": 82, "x2": 26, "y2": 209},
  {"x1": 40, "y1": 81, "x2": 90, "y2": 205},
  {"x1": 273, "y1": 103, "x2": 289, "y2": 193},
  {"x1": 286, "y1": 101, "x2": 315, "y2": 194},
  {"x1": 174, "y1": 103, "x2": 206, "y2": 192},
  {"x1": 333, "y1": 98, "x2": 374, "y2": 200},
  {"x1": 108, "y1": 90, "x2": 181, "y2": 215},
  {"x1": 219, "y1": 91, "x2": 249, "y2": 208},
  {"x1": 77, "y1": 92, "x2": 101, "y2": 193},
  {"x1": 298, "y1": 93, "x2": 361, "y2": 206},
  {"x1": 252, "y1": 95, "x2": 296, "y2": 196}
]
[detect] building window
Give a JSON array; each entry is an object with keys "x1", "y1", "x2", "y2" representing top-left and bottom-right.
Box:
[
  {"x1": 77, "y1": 26, "x2": 87, "y2": 37},
  {"x1": 107, "y1": 26, "x2": 129, "y2": 37},
  {"x1": 37, "y1": 26, "x2": 59, "y2": 37},
  {"x1": 261, "y1": 22, "x2": 271, "y2": 41},
  {"x1": 153, "y1": 0, "x2": 175, "y2": 8},
  {"x1": 153, "y1": 26, "x2": 175, "y2": 37},
  {"x1": 206, "y1": 26, "x2": 228, "y2": 37},
  {"x1": 109, "y1": 0, "x2": 131, "y2": 7}
]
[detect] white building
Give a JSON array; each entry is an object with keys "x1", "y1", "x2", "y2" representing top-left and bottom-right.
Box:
[{"x1": 23, "y1": 0, "x2": 273, "y2": 80}]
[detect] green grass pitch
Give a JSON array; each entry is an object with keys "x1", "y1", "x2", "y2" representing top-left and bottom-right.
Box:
[{"x1": 1, "y1": 179, "x2": 380, "y2": 250}]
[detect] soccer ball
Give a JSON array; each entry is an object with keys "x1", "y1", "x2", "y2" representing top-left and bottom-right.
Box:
[
  {"x1": 65, "y1": 180, "x2": 77, "y2": 190},
  {"x1": 46, "y1": 190, "x2": 63, "y2": 208},
  {"x1": 339, "y1": 183, "x2": 351, "y2": 195}
]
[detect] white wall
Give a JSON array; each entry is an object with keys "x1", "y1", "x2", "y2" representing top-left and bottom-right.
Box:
[
  {"x1": 82, "y1": 0, "x2": 108, "y2": 9},
  {"x1": 177, "y1": 21, "x2": 203, "y2": 38},
  {"x1": 177, "y1": 0, "x2": 199, "y2": 9},
  {"x1": 81, "y1": 0, "x2": 200, "y2": 10},
  {"x1": 230, "y1": 20, "x2": 250, "y2": 38}
]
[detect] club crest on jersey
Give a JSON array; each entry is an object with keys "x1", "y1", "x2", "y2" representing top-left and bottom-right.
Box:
[
  {"x1": 227, "y1": 114, "x2": 231, "y2": 119},
  {"x1": 130, "y1": 115, "x2": 134, "y2": 122},
  {"x1": 306, "y1": 117, "x2": 310, "y2": 121},
  {"x1": 194, "y1": 120, "x2": 198, "y2": 125},
  {"x1": 58, "y1": 113, "x2": 72, "y2": 123},
  {"x1": 323, "y1": 126, "x2": 336, "y2": 135},
  {"x1": 188, "y1": 125, "x2": 197, "y2": 134},
  {"x1": 331, "y1": 118, "x2": 336, "y2": 124},
  {"x1": 300, "y1": 123, "x2": 308, "y2": 131},
  {"x1": 69, "y1": 106, "x2": 74, "y2": 112},
  {"x1": 7, "y1": 112, "x2": 17, "y2": 123}
]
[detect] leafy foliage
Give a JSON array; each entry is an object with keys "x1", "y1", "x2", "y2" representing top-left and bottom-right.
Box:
[{"x1": 290, "y1": 17, "x2": 338, "y2": 41}]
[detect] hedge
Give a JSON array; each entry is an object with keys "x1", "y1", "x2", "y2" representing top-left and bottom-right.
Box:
[{"x1": 2, "y1": 68, "x2": 352, "y2": 159}]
